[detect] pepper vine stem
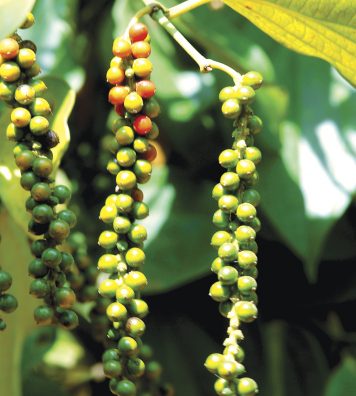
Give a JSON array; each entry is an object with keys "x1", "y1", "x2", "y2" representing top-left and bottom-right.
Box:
[
  {"x1": 167, "y1": 0, "x2": 211, "y2": 19},
  {"x1": 138, "y1": 1, "x2": 242, "y2": 84}
]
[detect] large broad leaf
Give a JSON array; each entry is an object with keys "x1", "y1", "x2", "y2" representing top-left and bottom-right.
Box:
[
  {"x1": 223, "y1": 0, "x2": 356, "y2": 87},
  {"x1": 0, "y1": 0, "x2": 35, "y2": 39},
  {"x1": 324, "y1": 357, "x2": 356, "y2": 396},
  {"x1": 256, "y1": 54, "x2": 356, "y2": 281},
  {"x1": 0, "y1": 209, "x2": 37, "y2": 396},
  {"x1": 141, "y1": 165, "x2": 216, "y2": 294},
  {"x1": 22, "y1": 0, "x2": 85, "y2": 91},
  {"x1": 0, "y1": 77, "x2": 75, "y2": 233}
]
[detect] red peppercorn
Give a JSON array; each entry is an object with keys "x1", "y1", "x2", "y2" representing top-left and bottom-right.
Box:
[
  {"x1": 108, "y1": 86, "x2": 131, "y2": 105},
  {"x1": 132, "y1": 188, "x2": 144, "y2": 202},
  {"x1": 133, "y1": 115, "x2": 152, "y2": 136},
  {"x1": 129, "y1": 23, "x2": 148, "y2": 43},
  {"x1": 131, "y1": 41, "x2": 151, "y2": 58},
  {"x1": 136, "y1": 80, "x2": 155, "y2": 99},
  {"x1": 142, "y1": 144, "x2": 157, "y2": 162}
]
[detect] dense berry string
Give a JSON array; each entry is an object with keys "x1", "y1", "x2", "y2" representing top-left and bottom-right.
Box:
[
  {"x1": 98, "y1": 22, "x2": 172, "y2": 396},
  {"x1": 205, "y1": 71, "x2": 263, "y2": 396},
  {"x1": 0, "y1": 13, "x2": 78, "y2": 329}
]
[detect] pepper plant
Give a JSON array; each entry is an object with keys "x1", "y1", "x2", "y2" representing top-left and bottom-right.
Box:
[{"x1": 0, "y1": 1, "x2": 355, "y2": 396}]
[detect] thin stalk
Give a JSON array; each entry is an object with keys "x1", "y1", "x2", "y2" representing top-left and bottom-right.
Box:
[{"x1": 168, "y1": 0, "x2": 211, "y2": 19}]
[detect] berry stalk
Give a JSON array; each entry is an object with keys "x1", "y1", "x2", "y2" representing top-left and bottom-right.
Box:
[
  {"x1": 205, "y1": 71, "x2": 263, "y2": 396},
  {"x1": 0, "y1": 13, "x2": 79, "y2": 329}
]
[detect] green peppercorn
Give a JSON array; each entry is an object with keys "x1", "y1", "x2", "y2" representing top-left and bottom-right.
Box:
[
  {"x1": 98, "y1": 254, "x2": 118, "y2": 273},
  {"x1": 235, "y1": 226, "x2": 256, "y2": 242},
  {"x1": 106, "y1": 302, "x2": 128, "y2": 322},
  {"x1": 236, "y1": 203, "x2": 257, "y2": 222},
  {"x1": 41, "y1": 248, "x2": 62, "y2": 268},
  {"x1": 28, "y1": 258, "x2": 48, "y2": 278},
  {"x1": 218, "y1": 194, "x2": 239, "y2": 213},
  {"x1": 214, "y1": 378, "x2": 236, "y2": 396},
  {"x1": 220, "y1": 172, "x2": 240, "y2": 191},
  {"x1": 211, "y1": 257, "x2": 225, "y2": 273},
  {"x1": 219, "y1": 86, "x2": 238, "y2": 102},
  {"x1": 222, "y1": 99, "x2": 241, "y2": 119},
  {"x1": 125, "y1": 247, "x2": 145, "y2": 268},
  {"x1": 15, "y1": 150, "x2": 35, "y2": 171},
  {"x1": 218, "y1": 266, "x2": 238, "y2": 285},
  {"x1": 104, "y1": 360, "x2": 123, "y2": 379},
  {"x1": 113, "y1": 216, "x2": 131, "y2": 234},
  {"x1": 209, "y1": 281, "x2": 230, "y2": 302},
  {"x1": 127, "y1": 299, "x2": 149, "y2": 318},
  {"x1": 118, "y1": 336, "x2": 138, "y2": 356},
  {"x1": 238, "y1": 276, "x2": 257, "y2": 294},
  {"x1": 32, "y1": 157, "x2": 53, "y2": 177},
  {"x1": 212, "y1": 209, "x2": 230, "y2": 229},
  {"x1": 247, "y1": 115, "x2": 262, "y2": 135},
  {"x1": 116, "y1": 170, "x2": 137, "y2": 190},
  {"x1": 0, "y1": 81, "x2": 16, "y2": 101},
  {"x1": 237, "y1": 250, "x2": 257, "y2": 269},
  {"x1": 116, "y1": 147, "x2": 137, "y2": 167},
  {"x1": 60, "y1": 252, "x2": 74, "y2": 273},
  {"x1": 11, "y1": 107, "x2": 31, "y2": 127},
  {"x1": 245, "y1": 146, "x2": 262, "y2": 164},
  {"x1": 99, "y1": 278, "x2": 119, "y2": 298},
  {"x1": 127, "y1": 224, "x2": 147, "y2": 243},
  {"x1": 32, "y1": 204, "x2": 54, "y2": 224},
  {"x1": 98, "y1": 230, "x2": 118, "y2": 249},
  {"x1": 115, "y1": 194, "x2": 134, "y2": 213},
  {"x1": 102, "y1": 348, "x2": 120, "y2": 362},
  {"x1": 219, "y1": 149, "x2": 239, "y2": 168},
  {"x1": 127, "y1": 357, "x2": 145, "y2": 378},
  {"x1": 99, "y1": 205, "x2": 118, "y2": 223},
  {"x1": 114, "y1": 379, "x2": 136, "y2": 396},
  {"x1": 237, "y1": 377, "x2": 258, "y2": 395},
  {"x1": 34, "y1": 304, "x2": 54, "y2": 325},
  {"x1": 0, "y1": 293, "x2": 18, "y2": 313},
  {"x1": 124, "y1": 271, "x2": 147, "y2": 291},
  {"x1": 211, "y1": 231, "x2": 232, "y2": 249},
  {"x1": 14, "y1": 84, "x2": 36, "y2": 105},
  {"x1": 29, "y1": 278, "x2": 50, "y2": 298},
  {"x1": 0, "y1": 61, "x2": 21, "y2": 82},
  {"x1": 219, "y1": 300, "x2": 233, "y2": 317},
  {"x1": 116, "y1": 284, "x2": 135, "y2": 304},
  {"x1": 55, "y1": 287, "x2": 76, "y2": 309},
  {"x1": 205, "y1": 353, "x2": 224, "y2": 374},
  {"x1": 29, "y1": 97, "x2": 52, "y2": 116},
  {"x1": 31, "y1": 182, "x2": 51, "y2": 201},
  {"x1": 241, "y1": 71, "x2": 263, "y2": 89},
  {"x1": 116, "y1": 126, "x2": 135, "y2": 145},
  {"x1": 146, "y1": 361, "x2": 162, "y2": 380},
  {"x1": 236, "y1": 159, "x2": 256, "y2": 179},
  {"x1": 57, "y1": 309, "x2": 79, "y2": 330},
  {"x1": 49, "y1": 219, "x2": 70, "y2": 241},
  {"x1": 53, "y1": 185, "x2": 71, "y2": 203},
  {"x1": 132, "y1": 201, "x2": 149, "y2": 219},
  {"x1": 133, "y1": 159, "x2": 152, "y2": 183},
  {"x1": 242, "y1": 189, "x2": 260, "y2": 207},
  {"x1": 0, "y1": 271, "x2": 12, "y2": 292},
  {"x1": 217, "y1": 360, "x2": 240, "y2": 380},
  {"x1": 218, "y1": 242, "x2": 239, "y2": 261},
  {"x1": 57, "y1": 209, "x2": 77, "y2": 228},
  {"x1": 235, "y1": 301, "x2": 258, "y2": 323}
]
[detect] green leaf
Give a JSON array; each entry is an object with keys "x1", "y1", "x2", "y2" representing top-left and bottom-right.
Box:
[
  {"x1": 256, "y1": 55, "x2": 356, "y2": 280},
  {"x1": 22, "y1": 0, "x2": 85, "y2": 91},
  {"x1": 0, "y1": 77, "x2": 75, "y2": 233},
  {"x1": 324, "y1": 356, "x2": 356, "y2": 396},
  {"x1": 223, "y1": 0, "x2": 356, "y2": 86},
  {"x1": 141, "y1": 166, "x2": 215, "y2": 294},
  {"x1": 144, "y1": 316, "x2": 220, "y2": 396},
  {"x1": 0, "y1": 0, "x2": 35, "y2": 39},
  {"x1": 0, "y1": 208, "x2": 37, "y2": 396}
]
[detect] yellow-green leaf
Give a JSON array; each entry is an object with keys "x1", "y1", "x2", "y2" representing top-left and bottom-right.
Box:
[
  {"x1": 0, "y1": 77, "x2": 75, "y2": 233},
  {"x1": 223, "y1": 0, "x2": 356, "y2": 86},
  {"x1": 0, "y1": 0, "x2": 35, "y2": 39}
]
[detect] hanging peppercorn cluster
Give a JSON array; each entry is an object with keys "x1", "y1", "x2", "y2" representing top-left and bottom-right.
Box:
[
  {"x1": 97, "y1": 22, "x2": 172, "y2": 396},
  {"x1": 0, "y1": 13, "x2": 78, "y2": 330},
  {"x1": 0, "y1": 232, "x2": 18, "y2": 331},
  {"x1": 205, "y1": 71, "x2": 263, "y2": 396}
]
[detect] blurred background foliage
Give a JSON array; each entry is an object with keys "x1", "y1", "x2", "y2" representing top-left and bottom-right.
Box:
[{"x1": 0, "y1": 0, "x2": 356, "y2": 395}]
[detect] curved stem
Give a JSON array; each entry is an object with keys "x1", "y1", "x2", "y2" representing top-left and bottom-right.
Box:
[
  {"x1": 138, "y1": 1, "x2": 242, "y2": 84},
  {"x1": 168, "y1": 0, "x2": 211, "y2": 19}
]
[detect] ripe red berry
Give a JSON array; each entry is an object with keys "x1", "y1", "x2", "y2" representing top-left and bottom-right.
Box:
[
  {"x1": 108, "y1": 86, "x2": 130, "y2": 105},
  {"x1": 132, "y1": 188, "x2": 144, "y2": 202},
  {"x1": 133, "y1": 115, "x2": 152, "y2": 136},
  {"x1": 112, "y1": 37, "x2": 131, "y2": 58},
  {"x1": 142, "y1": 144, "x2": 157, "y2": 162},
  {"x1": 131, "y1": 41, "x2": 151, "y2": 58},
  {"x1": 129, "y1": 23, "x2": 148, "y2": 43},
  {"x1": 115, "y1": 104, "x2": 125, "y2": 116},
  {"x1": 136, "y1": 80, "x2": 155, "y2": 99}
]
